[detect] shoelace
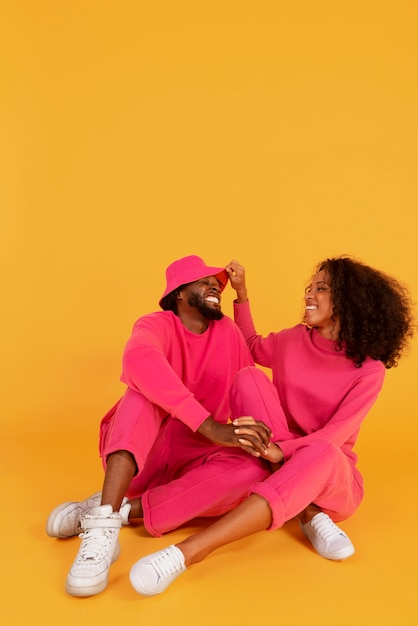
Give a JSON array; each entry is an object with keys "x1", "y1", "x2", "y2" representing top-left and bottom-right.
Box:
[
  {"x1": 310, "y1": 514, "x2": 346, "y2": 542},
  {"x1": 150, "y1": 548, "x2": 184, "y2": 581},
  {"x1": 78, "y1": 528, "x2": 116, "y2": 561}
]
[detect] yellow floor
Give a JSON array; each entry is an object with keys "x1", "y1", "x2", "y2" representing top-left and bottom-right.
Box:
[{"x1": 3, "y1": 413, "x2": 417, "y2": 626}]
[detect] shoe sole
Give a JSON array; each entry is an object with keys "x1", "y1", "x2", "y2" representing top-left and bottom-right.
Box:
[
  {"x1": 66, "y1": 577, "x2": 109, "y2": 597},
  {"x1": 316, "y1": 545, "x2": 355, "y2": 560}
]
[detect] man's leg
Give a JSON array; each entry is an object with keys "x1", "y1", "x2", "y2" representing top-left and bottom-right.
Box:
[
  {"x1": 47, "y1": 389, "x2": 169, "y2": 538},
  {"x1": 140, "y1": 447, "x2": 271, "y2": 536},
  {"x1": 63, "y1": 389, "x2": 170, "y2": 597},
  {"x1": 100, "y1": 450, "x2": 137, "y2": 510},
  {"x1": 137, "y1": 366, "x2": 287, "y2": 537}
]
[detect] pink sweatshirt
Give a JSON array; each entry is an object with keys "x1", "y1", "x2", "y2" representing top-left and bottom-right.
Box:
[
  {"x1": 234, "y1": 301, "x2": 385, "y2": 463},
  {"x1": 121, "y1": 311, "x2": 254, "y2": 432}
]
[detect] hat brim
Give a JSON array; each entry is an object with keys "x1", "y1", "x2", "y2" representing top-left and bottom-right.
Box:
[{"x1": 159, "y1": 266, "x2": 229, "y2": 306}]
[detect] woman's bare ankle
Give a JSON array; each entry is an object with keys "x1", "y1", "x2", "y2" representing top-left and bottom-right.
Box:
[
  {"x1": 298, "y1": 503, "x2": 321, "y2": 525},
  {"x1": 175, "y1": 538, "x2": 208, "y2": 568}
]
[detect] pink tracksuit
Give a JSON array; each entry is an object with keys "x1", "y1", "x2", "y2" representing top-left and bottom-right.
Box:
[
  {"x1": 100, "y1": 302, "x2": 385, "y2": 537},
  {"x1": 99, "y1": 311, "x2": 271, "y2": 536},
  {"x1": 233, "y1": 301, "x2": 386, "y2": 530}
]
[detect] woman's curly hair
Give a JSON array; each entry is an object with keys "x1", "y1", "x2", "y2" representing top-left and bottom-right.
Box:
[{"x1": 315, "y1": 256, "x2": 415, "y2": 368}]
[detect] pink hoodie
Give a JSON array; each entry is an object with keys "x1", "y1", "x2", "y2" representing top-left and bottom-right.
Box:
[{"x1": 234, "y1": 301, "x2": 385, "y2": 463}]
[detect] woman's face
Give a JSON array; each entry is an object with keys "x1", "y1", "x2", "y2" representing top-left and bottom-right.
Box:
[{"x1": 304, "y1": 270, "x2": 340, "y2": 339}]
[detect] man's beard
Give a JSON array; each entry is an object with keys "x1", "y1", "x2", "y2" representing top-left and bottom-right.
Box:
[{"x1": 187, "y1": 293, "x2": 224, "y2": 321}]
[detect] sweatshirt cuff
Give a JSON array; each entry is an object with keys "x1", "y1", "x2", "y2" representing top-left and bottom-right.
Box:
[
  {"x1": 276, "y1": 439, "x2": 298, "y2": 462},
  {"x1": 174, "y1": 396, "x2": 211, "y2": 431},
  {"x1": 233, "y1": 299, "x2": 251, "y2": 317}
]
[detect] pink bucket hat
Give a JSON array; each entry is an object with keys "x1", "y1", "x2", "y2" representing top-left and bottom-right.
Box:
[{"x1": 159, "y1": 255, "x2": 228, "y2": 306}]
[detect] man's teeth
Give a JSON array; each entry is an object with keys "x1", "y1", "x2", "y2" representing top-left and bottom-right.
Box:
[{"x1": 206, "y1": 296, "x2": 219, "y2": 304}]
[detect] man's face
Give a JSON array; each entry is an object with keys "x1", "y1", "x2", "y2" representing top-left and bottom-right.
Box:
[{"x1": 182, "y1": 276, "x2": 224, "y2": 320}]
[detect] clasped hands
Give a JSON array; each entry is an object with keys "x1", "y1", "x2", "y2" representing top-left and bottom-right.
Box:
[
  {"x1": 232, "y1": 417, "x2": 284, "y2": 464},
  {"x1": 198, "y1": 416, "x2": 284, "y2": 464}
]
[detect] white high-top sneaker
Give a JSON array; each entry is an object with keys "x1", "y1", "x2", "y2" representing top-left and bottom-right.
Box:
[
  {"x1": 65, "y1": 505, "x2": 123, "y2": 596},
  {"x1": 46, "y1": 494, "x2": 131, "y2": 538}
]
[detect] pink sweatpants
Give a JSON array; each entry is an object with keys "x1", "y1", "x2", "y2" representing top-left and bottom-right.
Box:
[
  {"x1": 230, "y1": 367, "x2": 364, "y2": 530},
  {"x1": 100, "y1": 366, "x2": 363, "y2": 536},
  {"x1": 99, "y1": 385, "x2": 271, "y2": 537}
]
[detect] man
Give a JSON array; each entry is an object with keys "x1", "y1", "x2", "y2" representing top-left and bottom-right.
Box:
[{"x1": 47, "y1": 255, "x2": 272, "y2": 597}]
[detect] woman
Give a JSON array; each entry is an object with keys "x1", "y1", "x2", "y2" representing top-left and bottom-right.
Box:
[{"x1": 129, "y1": 256, "x2": 414, "y2": 596}]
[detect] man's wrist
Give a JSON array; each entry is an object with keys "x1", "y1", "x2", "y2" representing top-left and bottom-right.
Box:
[{"x1": 197, "y1": 415, "x2": 216, "y2": 437}]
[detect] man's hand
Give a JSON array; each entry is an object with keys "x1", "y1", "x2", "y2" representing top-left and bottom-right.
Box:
[
  {"x1": 197, "y1": 415, "x2": 272, "y2": 457},
  {"x1": 225, "y1": 259, "x2": 248, "y2": 303}
]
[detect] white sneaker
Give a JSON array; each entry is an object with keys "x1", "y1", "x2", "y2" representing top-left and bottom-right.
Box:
[
  {"x1": 66, "y1": 505, "x2": 122, "y2": 596},
  {"x1": 46, "y1": 493, "x2": 102, "y2": 538},
  {"x1": 300, "y1": 512, "x2": 355, "y2": 560},
  {"x1": 130, "y1": 545, "x2": 186, "y2": 596},
  {"x1": 46, "y1": 493, "x2": 131, "y2": 538}
]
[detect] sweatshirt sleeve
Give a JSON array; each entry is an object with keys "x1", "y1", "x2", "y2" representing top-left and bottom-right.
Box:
[
  {"x1": 278, "y1": 364, "x2": 385, "y2": 459},
  {"x1": 233, "y1": 300, "x2": 277, "y2": 367},
  {"x1": 121, "y1": 316, "x2": 210, "y2": 431}
]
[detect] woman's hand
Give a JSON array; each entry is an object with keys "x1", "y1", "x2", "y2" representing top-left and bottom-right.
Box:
[
  {"x1": 225, "y1": 259, "x2": 248, "y2": 303},
  {"x1": 232, "y1": 417, "x2": 284, "y2": 465}
]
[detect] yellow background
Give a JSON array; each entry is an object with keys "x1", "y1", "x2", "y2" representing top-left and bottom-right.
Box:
[{"x1": 1, "y1": 1, "x2": 417, "y2": 624}]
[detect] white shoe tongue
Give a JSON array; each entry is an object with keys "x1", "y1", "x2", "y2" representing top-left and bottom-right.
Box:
[{"x1": 90, "y1": 504, "x2": 113, "y2": 516}]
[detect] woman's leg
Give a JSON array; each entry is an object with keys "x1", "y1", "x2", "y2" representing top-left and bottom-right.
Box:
[
  {"x1": 129, "y1": 440, "x2": 360, "y2": 596},
  {"x1": 178, "y1": 493, "x2": 272, "y2": 565},
  {"x1": 176, "y1": 439, "x2": 360, "y2": 565},
  {"x1": 129, "y1": 492, "x2": 273, "y2": 596},
  {"x1": 230, "y1": 366, "x2": 295, "y2": 441},
  {"x1": 251, "y1": 439, "x2": 362, "y2": 529}
]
